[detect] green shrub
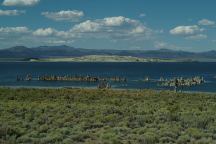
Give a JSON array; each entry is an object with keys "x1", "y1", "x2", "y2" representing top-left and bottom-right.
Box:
[
  {"x1": 138, "y1": 132, "x2": 159, "y2": 144},
  {"x1": 1, "y1": 88, "x2": 216, "y2": 143},
  {"x1": 186, "y1": 128, "x2": 204, "y2": 139},
  {"x1": 177, "y1": 134, "x2": 190, "y2": 144}
]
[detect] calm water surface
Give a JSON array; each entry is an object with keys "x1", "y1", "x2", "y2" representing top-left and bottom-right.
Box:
[{"x1": 0, "y1": 62, "x2": 216, "y2": 92}]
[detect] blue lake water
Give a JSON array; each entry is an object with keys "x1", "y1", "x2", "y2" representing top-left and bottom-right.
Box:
[{"x1": 0, "y1": 62, "x2": 216, "y2": 92}]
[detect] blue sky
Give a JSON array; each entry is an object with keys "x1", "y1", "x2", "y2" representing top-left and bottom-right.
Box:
[{"x1": 0, "y1": 0, "x2": 216, "y2": 51}]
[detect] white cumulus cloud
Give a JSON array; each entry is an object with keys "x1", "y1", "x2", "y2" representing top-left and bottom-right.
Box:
[
  {"x1": 42, "y1": 10, "x2": 84, "y2": 22},
  {"x1": 33, "y1": 28, "x2": 56, "y2": 36},
  {"x1": 130, "y1": 26, "x2": 147, "y2": 34},
  {"x1": 103, "y1": 16, "x2": 135, "y2": 26},
  {"x1": 70, "y1": 16, "x2": 152, "y2": 41},
  {"x1": 170, "y1": 25, "x2": 203, "y2": 35},
  {"x1": 0, "y1": 16, "x2": 156, "y2": 48},
  {"x1": 198, "y1": 19, "x2": 215, "y2": 26},
  {"x1": 33, "y1": 28, "x2": 74, "y2": 39},
  {"x1": 71, "y1": 16, "x2": 150, "y2": 34},
  {"x1": 72, "y1": 20, "x2": 101, "y2": 32},
  {"x1": 32, "y1": 16, "x2": 151, "y2": 40},
  {"x1": 0, "y1": 26, "x2": 29, "y2": 33},
  {"x1": 2, "y1": 0, "x2": 40, "y2": 6},
  {"x1": 0, "y1": 9, "x2": 25, "y2": 16}
]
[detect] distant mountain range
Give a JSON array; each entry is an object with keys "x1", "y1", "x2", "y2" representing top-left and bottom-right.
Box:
[{"x1": 0, "y1": 45, "x2": 216, "y2": 61}]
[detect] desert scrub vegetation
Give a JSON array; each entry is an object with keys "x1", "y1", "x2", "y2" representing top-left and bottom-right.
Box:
[{"x1": 0, "y1": 88, "x2": 216, "y2": 143}]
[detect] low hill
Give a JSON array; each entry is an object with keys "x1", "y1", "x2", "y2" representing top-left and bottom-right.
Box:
[{"x1": 0, "y1": 45, "x2": 216, "y2": 61}]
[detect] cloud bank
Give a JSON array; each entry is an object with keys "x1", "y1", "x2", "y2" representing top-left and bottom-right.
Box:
[
  {"x1": 198, "y1": 19, "x2": 215, "y2": 26},
  {"x1": 2, "y1": 0, "x2": 40, "y2": 6},
  {"x1": 170, "y1": 25, "x2": 203, "y2": 35},
  {"x1": 0, "y1": 9, "x2": 25, "y2": 16},
  {"x1": 0, "y1": 27, "x2": 29, "y2": 33},
  {"x1": 42, "y1": 10, "x2": 84, "y2": 22}
]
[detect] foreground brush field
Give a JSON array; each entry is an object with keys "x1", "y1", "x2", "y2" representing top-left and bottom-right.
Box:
[{"x1": 0, "y1": 88, "x2": 216, "y2": 144}]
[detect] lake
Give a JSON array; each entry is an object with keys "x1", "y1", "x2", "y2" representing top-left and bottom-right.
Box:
[{"x1": 0, "y1": 62, "x2": 216, "y2": 92}]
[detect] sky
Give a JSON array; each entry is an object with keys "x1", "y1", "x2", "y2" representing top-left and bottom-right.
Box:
[{"x1": 0, "y1": 0, "x2": 216, "y2": 51}]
